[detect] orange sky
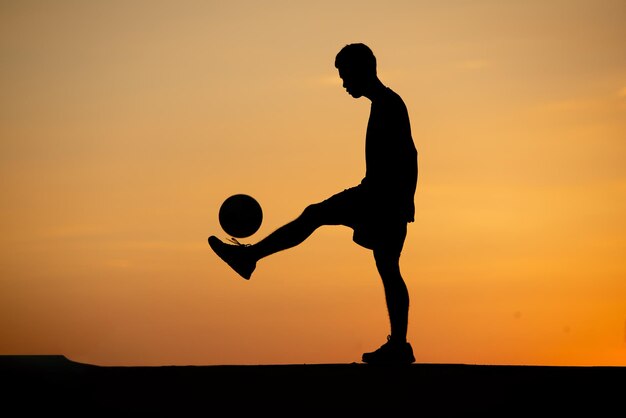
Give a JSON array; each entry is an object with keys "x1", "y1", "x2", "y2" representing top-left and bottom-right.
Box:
[{"x1": 1, "y1": 1, "x2": 625, "y2": 366}]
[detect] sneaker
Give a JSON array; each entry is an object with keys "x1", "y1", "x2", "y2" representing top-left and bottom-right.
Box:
[
  {"x1": 362, "y1": 336, "x2": 416, "y2": 365},
  {"x1": 208, "y1": 236, "x2": 256, "y2": 280}
]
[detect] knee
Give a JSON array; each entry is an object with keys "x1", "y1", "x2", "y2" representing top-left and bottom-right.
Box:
[
  {"x1": 296, "y1": 203, "x2": 323, "y2": 227},
  {"x1": 300, "y1": 203, "x2": 321, "y2": 222},
  {"x1": 374, "y1": 250, "x2": 402, "y2": 276}
]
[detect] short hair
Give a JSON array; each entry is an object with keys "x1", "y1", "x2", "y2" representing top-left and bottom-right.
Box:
[{"x1": 335, "y1": 43, "x2": 377, "y2": 76}]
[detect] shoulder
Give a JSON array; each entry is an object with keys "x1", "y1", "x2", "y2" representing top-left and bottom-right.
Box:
[
  {"x1": 374, "y1": 88, "x2": 409, "y2": 119},
  {"x1": 377, "y1": 88, "x2": 406, "y2": 109}
]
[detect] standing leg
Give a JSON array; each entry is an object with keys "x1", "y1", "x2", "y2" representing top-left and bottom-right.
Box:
[
  {"x1": 373, "y1": 249, "x2": 409, "y2": 344},
  {"x1": 361, "y1": 244, "x2": 415, "y2": 364}
]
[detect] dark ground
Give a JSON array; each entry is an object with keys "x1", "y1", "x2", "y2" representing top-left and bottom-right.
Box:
[{"x1": 1, "y1": 355, "x2": 623, "y2": 416}]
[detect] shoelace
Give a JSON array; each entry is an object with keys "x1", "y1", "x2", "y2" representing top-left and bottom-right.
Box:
[{"x1": 227, "y1": 237, "x2": 250, "y2": 247}]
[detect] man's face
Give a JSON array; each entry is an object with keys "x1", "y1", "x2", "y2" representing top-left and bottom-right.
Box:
[{"x1": 338, "y1": 67, "x2": 366, "y2": 98}]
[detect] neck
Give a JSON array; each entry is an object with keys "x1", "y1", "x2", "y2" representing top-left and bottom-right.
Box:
[{"x1": 363, "y1": 78, "x2": 386, "y2": 102}]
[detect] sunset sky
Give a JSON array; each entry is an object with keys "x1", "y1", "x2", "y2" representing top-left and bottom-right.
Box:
[{"x1": 1, "y1": 0, "x2": 625, "y2": 366}]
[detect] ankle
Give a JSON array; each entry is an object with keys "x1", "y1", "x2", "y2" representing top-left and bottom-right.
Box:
[{"x1": 389, "y1": 335, "x2": 407, "y2": 345}]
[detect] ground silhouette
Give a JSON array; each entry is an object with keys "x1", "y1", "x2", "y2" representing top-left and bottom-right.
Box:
[{"x1": 2, "y1": 355, "x2": 623, "y2": 416}]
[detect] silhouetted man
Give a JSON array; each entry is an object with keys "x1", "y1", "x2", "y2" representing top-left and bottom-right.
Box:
[{"x1": 209, "y1": 43, "x2": 418, "y2": 365}]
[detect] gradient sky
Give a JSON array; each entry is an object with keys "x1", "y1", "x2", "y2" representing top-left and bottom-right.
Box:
[{"x1": 1, "y1": 0, "x2": 625, "y2": 366}]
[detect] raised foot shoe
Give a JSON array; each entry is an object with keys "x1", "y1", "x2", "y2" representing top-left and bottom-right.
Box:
[
  {"x1": 362, "y1": 336, "x2": 416, "y2": 365},
  {"x1": 208, "y1": 236, "x2": 256, "y2": 280}
]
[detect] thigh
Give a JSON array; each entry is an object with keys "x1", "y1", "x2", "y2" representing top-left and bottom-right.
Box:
[
  {"x1": 361, "y1": 221, "x2": 407, "y2": 256},
  {"x1": 309, "y1": 186, "x2": 364, "y2": 228},
  {"x1": 308, "y1": 187, "x2": 408, "y2": 255}
]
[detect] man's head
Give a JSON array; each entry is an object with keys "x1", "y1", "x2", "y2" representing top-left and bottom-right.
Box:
[{"x1": 335, "y1": 43, "x2": 377, "y2": 98}]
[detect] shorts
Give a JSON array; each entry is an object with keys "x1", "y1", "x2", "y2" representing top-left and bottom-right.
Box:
[{"x1": 311, "y1": 185, "x2": 408, "y2": 256}]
